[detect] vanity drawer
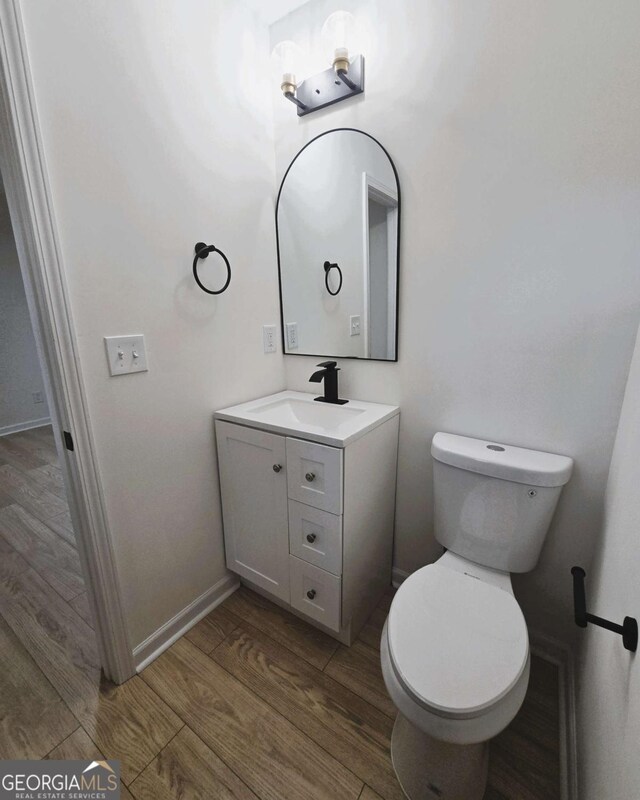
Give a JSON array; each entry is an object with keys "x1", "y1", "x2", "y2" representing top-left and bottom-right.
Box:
[
  {"x1": 288, "y1": 500, "x2": 342, "y2": 576},
  {"x1": 289, "y1": 555, "x2": 341, "y2": 632},
  {"x1": 286, "y1": 438, "x2": 343, "y2": 514}
]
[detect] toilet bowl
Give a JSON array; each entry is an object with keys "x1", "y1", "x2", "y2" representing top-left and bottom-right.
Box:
[
  {"x1": 381, "y1": 552, "x2": 530, "y2": 800},
  {"x1": 381, "y1": 432, "x2": 573, "y2": 800}
]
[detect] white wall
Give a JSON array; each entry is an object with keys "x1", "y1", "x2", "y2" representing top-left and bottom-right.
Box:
[
  {"x1": 0, "y1": 183, "x2": 49, "y2": 433},
  {"x1": 271, "y1": 0, "x2": 640, "y2": 640},
  {"x1": 575, "y1": 322, "x2": 640, "y2": 800},
  {"x1": 20, "y1": 0, "x2": 286, "y2": 648}
]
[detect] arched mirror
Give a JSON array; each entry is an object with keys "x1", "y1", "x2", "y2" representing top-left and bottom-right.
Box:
[{"x1": 276, "y1": 129, "x2": 400, "y2": 361}]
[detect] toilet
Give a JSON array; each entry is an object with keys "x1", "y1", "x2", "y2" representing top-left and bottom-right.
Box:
[{"x1": 381, "y1": 432, "x2": 573, "y2": 800}]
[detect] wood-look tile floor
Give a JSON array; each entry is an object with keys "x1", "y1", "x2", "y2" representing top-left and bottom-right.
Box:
[{"x1": 0, "y1": 427, "x2": 561, "y2": 799}]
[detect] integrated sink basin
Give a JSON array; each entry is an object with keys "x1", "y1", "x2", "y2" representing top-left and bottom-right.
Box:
[
  {"x1": 251, "y1": 397, "x2": 364, "y2": 428},
  {"x1": 215, "y1": 391, "x2": 399, "y2": 447}
]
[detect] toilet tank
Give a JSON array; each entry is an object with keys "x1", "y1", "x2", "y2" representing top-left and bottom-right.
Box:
[{"x1": 431, "y1": 432, "x2": 573, "y2": 573}]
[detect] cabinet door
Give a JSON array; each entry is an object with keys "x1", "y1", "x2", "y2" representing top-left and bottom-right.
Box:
[{"x1": 216, "y1": 421, "x2": 289, "y2": 602}]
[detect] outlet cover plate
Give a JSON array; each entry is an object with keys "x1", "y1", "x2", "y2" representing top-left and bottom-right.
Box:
[
  {"x1": 285, "y1": 322, "x2": 299, "y2": 350},
  {"x1": 263, "y1": 325, "x2": 277, "y2": 354}
]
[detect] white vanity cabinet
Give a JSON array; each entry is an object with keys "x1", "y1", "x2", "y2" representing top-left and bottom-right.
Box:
[{"x1": 215, "y1": 392, "x2": 400, "y2": 645}]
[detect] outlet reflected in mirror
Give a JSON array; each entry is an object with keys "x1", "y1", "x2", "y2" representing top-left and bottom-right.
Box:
[{"x1": 276, "y1": 129, "x2": 400, "y2": 361}]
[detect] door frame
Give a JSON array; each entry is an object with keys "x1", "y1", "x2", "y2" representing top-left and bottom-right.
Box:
[
  {"x1": 0, "y1": 0, "x2": 134, "y2": 683},
  {"x1": 361, "y1": 172, "x2": 399, "y2": 360}
]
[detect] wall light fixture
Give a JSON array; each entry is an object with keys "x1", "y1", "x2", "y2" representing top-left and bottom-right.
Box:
[{"x1": 272, "y1": 11, "x2": 364, "y2": 117}]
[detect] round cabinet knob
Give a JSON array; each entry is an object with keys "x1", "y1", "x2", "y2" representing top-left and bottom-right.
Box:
[
  {"x1": 273, "y1": 464, "x2": 282, "y2": 473},
  {"x1": 305, "y1": 472, "x2": 316, "y2": 482},
  {"x1": 307, "y1": 589, "x2": 316, "y2": 600},
  {"x1": 306, "y1": 533, "x2": 317, "y2": 544}
]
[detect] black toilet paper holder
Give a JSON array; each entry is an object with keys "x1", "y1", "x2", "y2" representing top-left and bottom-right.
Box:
[{"x1": 571, "y1": 566, "x2": 637, "y2": 652}]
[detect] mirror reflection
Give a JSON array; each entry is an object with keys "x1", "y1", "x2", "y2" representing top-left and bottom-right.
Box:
[{"x1": 276, "y1": 129, "x2": 399, "y2": 361}]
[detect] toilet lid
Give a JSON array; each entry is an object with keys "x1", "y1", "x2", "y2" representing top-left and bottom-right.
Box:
[{"x1": 387, "y1": 565, "x2": 529, "y2": 719}]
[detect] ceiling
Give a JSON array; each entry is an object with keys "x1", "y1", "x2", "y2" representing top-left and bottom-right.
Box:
[{"x1": 241, "y1": 0, "x2": 310, "y2": 25}]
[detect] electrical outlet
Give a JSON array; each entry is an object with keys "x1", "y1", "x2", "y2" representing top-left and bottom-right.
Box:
[
  {"x1": 285, "y1": 322, "x2": 299, "y2": 350},
  {"x1": 32, "y1": 391, "x2": 44, "y2": 404},
  {"x1": 350, "y1": 315, "x2": 361, "y2": 336},
  {"x1": 263, "y1": 324, "x2": 277, "y2": 353},
  {"x1": 104, "y1": 335, "x2": 148, "y2": 376}
]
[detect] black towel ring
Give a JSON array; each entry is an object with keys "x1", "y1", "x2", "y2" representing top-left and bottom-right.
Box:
[
  {"x1": 193, "y1": 242, "x2": 231, "y2": 295},
  {"x1": 324, "y1": 261, "x2": 343, "y2": 296}
]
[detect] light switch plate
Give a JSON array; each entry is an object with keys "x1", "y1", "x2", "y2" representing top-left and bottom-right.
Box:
[
  {"x1": 104, "y1": 335, "x2": 148, "y2": 376},
  {"x1": 285, "y1": 322, "x2": 299, "y2": 350},
  {"x1": 263, "y1": 324, "x2": 277, "y2": 353},
  {"x1": 350, "y1": 315, "x2": 361, "y2": 336}
]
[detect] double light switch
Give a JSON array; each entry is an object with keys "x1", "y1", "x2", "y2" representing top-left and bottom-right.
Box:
[{"x1": 104, "y1": 335, "x2": 148, "y2": 376}]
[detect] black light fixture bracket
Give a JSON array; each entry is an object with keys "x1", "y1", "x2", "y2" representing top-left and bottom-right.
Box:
[
  {"x1": 285, "y1": 55, "x2": 364, "y2": 117},
  {"x1": 572, "y1": 566, "x2": 637, "y2": 652},
  {"x1": 284, "y1": 92, "x2": 307, "y2": 112}
]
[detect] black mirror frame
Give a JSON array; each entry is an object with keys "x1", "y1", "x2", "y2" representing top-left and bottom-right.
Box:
[{"x1": 275, "y1": 127, "x2": 401, "y2": 363}]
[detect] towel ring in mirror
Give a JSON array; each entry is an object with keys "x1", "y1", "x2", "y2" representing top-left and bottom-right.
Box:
[{"x1": 324, "y1": 261, "x2": 343, "y2": 296}]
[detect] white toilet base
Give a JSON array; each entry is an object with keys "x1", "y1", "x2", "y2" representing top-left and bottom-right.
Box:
[{"x1": 391, "y1": 713, "x2": 488, "y2": 800}]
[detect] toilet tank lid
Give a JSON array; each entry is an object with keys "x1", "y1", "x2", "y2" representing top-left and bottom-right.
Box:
[{"x1": 431, "y1": 432, "x2": 574, "y2": 487}]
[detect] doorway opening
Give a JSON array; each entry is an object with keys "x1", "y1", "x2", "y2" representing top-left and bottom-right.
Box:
[
  {"x1": 0, "y1": 173, "x2": 97, "y2": 651},
  {"x1": 362, "y1": 173, "x2": 398, "y2": 360}
]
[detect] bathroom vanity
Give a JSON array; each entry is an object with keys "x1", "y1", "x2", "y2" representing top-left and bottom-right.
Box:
[{"x1": 215, "y1": 391, "x2": 399, "y2": 644}]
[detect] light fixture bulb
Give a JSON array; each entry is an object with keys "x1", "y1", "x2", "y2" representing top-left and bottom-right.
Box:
[
  {"x1": 321, "y1": 10, "x2": 358, "y2": 71},
  {"x1": 271, "y1": 40, "x2": 307, "y2": 94}
]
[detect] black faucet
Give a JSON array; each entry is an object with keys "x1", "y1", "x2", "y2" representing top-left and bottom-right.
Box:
[{"x1": 309, "y1": 361, "x2": 348, "y2": 405}]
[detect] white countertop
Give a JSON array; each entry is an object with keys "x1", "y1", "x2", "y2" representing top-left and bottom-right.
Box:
[{"x1": 215, "y1": 390, "x2": 400, "y2": 447}]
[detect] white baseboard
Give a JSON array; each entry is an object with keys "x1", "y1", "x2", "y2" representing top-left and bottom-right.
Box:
[
  {"x1": 391, "y1": 566, "x2": 410, "y2": 588},
  {"x1": 530, "y1": 629, "x2": 579, "y2": 800},
  {"x1": 0, "y1": 416, "x2": 51, "y2": 437},
  {"x1": 134, "y1": 573, "x2": 240, "y2": 672}
]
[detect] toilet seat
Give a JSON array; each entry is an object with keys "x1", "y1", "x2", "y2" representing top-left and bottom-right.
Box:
[{"x1": 387, "y1": 563, "x2": 529, "y2": 720}]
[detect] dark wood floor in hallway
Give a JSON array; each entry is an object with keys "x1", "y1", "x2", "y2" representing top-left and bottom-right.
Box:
[{"x1": 0, "y1": 426, "x2": 562, "y2": 799}]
